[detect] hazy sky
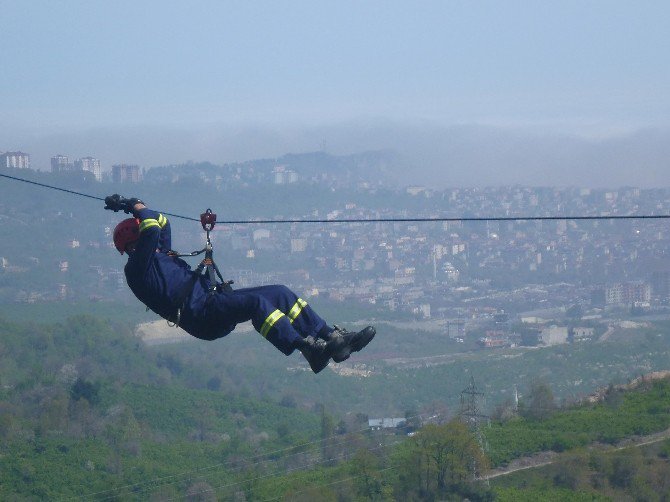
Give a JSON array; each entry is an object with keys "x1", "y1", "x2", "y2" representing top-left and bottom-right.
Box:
[{"x1": 2, "y1": 1, "x2": 669, "y2": 183}]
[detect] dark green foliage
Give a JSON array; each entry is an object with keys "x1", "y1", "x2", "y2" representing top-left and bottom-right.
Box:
[
  {"x1": 494, "y1": 486, "x2": 609, "y2": 501},
  {"x1": 520, "y1": 381, "x2": 557, "y2": 421},
  {"x1": 492, "y1": 441, "x2": 670, "y2": 501},
  {"x1": 608, "y1": 451, "x2": 642, "y2": 489},
  {"x1": 246, "y1": 422, "x2": 494, "y2": 501},
  {"x1": 658, "y1": 438, "x2": 670, "y2": 458},
  {"x1": 4, "y1": 311, "x2": 670, "y2": 498},
  {"x1": 350, "y1": 449, "x2": 384, "y2": 500},
  {"x1": 391, "y1": 420, "x2": 490, "y2": 500},
  {"x1": 0, "y1": 315, "x2": 325, "y2": 498},
  {"x1": 206, "y1": 375, "x2": 222, "y2": 391},
  {"x1": 510, "y1": 322, "x2": 540, "y2": 346},
  {"x1": 486, "y1": 379, "x2": 670, "y2": 466},
  {"x1": 156, "y1": 352, "x2": 183, "y2": 376},
  {"x1": 69, "y1": 377, "x2": 100, "y2": 405}
]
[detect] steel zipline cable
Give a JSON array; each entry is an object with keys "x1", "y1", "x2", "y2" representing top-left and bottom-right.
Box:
[
  {"x1": 0, "y1": 173, "x2": 199, "y2": 223},
  {"x1": 3, "y1": 172, "x2": 670, "y2": 224}
]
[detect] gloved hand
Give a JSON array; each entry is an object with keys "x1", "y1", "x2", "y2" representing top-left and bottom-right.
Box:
[
  {"x1": 104, "y1": 194, "x2": 125, "y2": 212},
  {"x1": 104, "y1": 194, "x2": 143, "y2": 214}
]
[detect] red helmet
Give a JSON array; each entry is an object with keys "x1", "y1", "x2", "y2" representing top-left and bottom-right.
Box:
[{"x1": 113, "y1": 218, "x2": 140, "y2": 254}]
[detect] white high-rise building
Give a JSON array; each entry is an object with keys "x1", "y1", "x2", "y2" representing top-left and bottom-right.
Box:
[
  {"x1": 112, "y1": 164, "x2": 141, "y2": 183},
  {"x1": 76, "y1": 156, "x2": 102, "y2": 181},
  {"x1": 51, "y1": 155, "x2": 71, "y2": 173},
  {"x1": 1, "y1": 151, "x2": 30, "y2": 169}
]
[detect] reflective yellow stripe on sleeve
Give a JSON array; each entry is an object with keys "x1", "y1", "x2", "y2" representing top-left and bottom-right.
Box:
[
  {"x1": 139, "y1": 219, "x2": 160, "y2": 232},
  {"x1": 157, "y1": 214, "x2": 168, "y2": 228},
  {"x1": 288, "y1": 298, "x2": 308, "y2": 323},
  {"x1": 260, "y1": 309, "x2": 285, "y2": 337}
]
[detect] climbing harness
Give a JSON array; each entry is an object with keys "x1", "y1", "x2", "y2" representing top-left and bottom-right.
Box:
[{"x1": 167, "y1": 208, "x2": 234, "y2": 328}]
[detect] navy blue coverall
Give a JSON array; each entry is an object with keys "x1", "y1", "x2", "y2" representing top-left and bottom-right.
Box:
[{"x1": 125, "y1": 208, "x2": 330, "y2": 355}]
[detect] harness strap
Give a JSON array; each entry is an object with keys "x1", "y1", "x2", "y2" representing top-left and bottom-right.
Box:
[
  {"x1": 163, "y1": 215, "x2": 234, "y2": 327},
  {"x1": 167, "y1": 248, "x2": 205, "y2": 258},
  {"x1": 168, "y1": 261, "x2": 206, "y2": 328}
]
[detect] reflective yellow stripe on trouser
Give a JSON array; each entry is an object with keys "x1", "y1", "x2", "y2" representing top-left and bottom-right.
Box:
[
  {"x1": 288, "y1": 298, "x2": 308, "y2": 323},
  {"x1": 260, "y1": 309, "x2": 285, "y2": 338}
]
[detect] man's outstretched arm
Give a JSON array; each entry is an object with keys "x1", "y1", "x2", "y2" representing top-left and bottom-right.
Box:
[
  {"x1": 105, "y1": 193, "x2": 172, "y2": 253},
  {"x1": 132, "y1": 205, "x2": 171, "y2": 251}
]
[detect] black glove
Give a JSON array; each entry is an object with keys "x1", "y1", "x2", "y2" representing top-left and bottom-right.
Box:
[
  {"x1": 104, "y1": 194, "x2": 143, "y2": 214},
  {"x1": 104, "y1": 194, "x2": 125, "y2": 212}
]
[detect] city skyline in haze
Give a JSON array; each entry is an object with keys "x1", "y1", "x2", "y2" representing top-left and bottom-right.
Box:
[{"x1": 2, "y1": 1, "x2": 669, "y2": 186}]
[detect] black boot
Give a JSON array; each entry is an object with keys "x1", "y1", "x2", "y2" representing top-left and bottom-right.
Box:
[
  {"x1": 297, "y1": 336, "x2": 346, "y2": 374},
  {"x1": 328, "y1": 325, "x2": 376, "y2": 363}
]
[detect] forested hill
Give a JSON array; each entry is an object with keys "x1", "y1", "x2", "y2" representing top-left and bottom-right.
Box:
[
  {"x1": 146, "y1": 150, "x2": 403, "y2": 188},
  {"x1": 254, "y1": 375, "x2": 670, "y2": 500},
  {"x1": 0, "y1": 315, "x2": 324, "y2": 498},
  {"x1": 3, "y1": 313, "x2": 670, "y2": 499}
]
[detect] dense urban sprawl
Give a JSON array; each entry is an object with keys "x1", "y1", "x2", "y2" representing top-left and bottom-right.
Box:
[{"x1": 3, "y1": 150, "x2": 670, "y2": 349}]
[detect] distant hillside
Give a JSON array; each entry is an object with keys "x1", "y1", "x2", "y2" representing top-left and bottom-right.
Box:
[
  {"x1": 485, "y1": 375, "x2": 670, "y2": 467},
  {"x1": 0, "y1": 315, "x2": 324, "y2": 498},
  {"x1": 193, "y1": 374, "x2": 670, "y2": 500},
  {"x1": 252, "y1": 374, "x2": 670, "y2": 500},
  {"x1": 146, "y1": 150, "x2": 404, "y2": 188},
  {"x1": 4, "y1": 312, "x2": 670, "y2": 498},
  {"x1": 489, "y1": 375, "x2": 670, "y2": 500}
]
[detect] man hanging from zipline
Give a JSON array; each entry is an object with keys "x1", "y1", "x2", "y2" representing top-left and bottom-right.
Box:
[{"x1": 104, "y1": 194, "x2": 375, "y2": 373}]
